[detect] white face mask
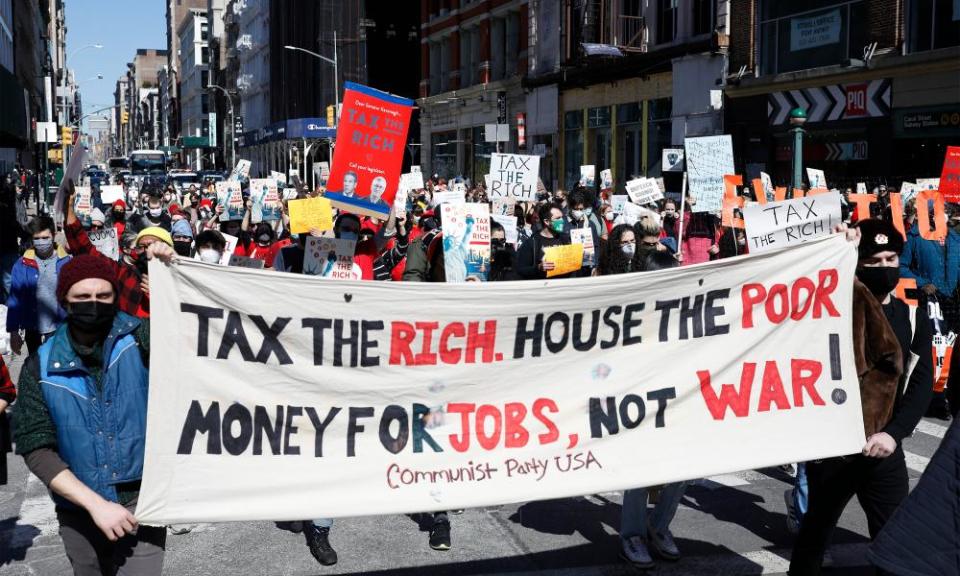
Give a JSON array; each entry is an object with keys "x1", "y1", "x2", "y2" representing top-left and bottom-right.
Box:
[
  {"x1": 199, "y1": 249, "x2": 221, "y2": 264},
  {"x1": 604, "y1": 212, "x2": 614, "y2": 222},
  {"x1": 621, "y1": 243, "x2": 636, "y2": 257},
  {"x1": 570, "y1": 209, "x2": 584, "y2": 220},
  {"x1": 148, "y1": 207, "x2": 163, "y2": 218}
]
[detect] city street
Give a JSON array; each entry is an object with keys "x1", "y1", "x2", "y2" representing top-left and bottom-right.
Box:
[{"x1": 0, "y1": 353, "x2": 949, "y2": 576}]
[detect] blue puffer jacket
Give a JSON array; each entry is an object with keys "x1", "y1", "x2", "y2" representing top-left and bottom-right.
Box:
[
  {"x1": 868, "y1": 417, "x2": 960, "y2": 575},
  {"x1": 900, "y1": 224, "x2": 960, "y2": 296},
  {"x1": 37, "y1": 312, "x2": 148, "y2": 507},
  {"x1": 5, "y1": 247, "x2": 71, "y2": 332}
]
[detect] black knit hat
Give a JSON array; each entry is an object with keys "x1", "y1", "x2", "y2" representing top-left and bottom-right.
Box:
[{"x1": 854, "y1": 218, "x2": 904, "y2": 259}]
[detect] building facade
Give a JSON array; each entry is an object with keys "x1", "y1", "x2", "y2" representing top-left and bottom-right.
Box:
[
  {"x1": 122, "y1": 49, "x2": 167, "y2": 153},
  {"x1": 164, "y1": 0, "x2": 209, "y2": 156},
  {"x1": 725, "y1": 0, "x2": 960, "y2": 188},
  {"x1": 178, "y1": 8, "x2": 210, "y2": 168},
  {"x1": 418, "y1": 0, "x2": 530, "y2": 185}
]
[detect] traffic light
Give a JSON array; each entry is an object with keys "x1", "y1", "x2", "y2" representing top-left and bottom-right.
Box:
[
  {"x1": 121, "y1": 110, "x2": 129, "y2": 124},
  {"x1": 61, "y1": 127, "x2": 73, "y2": 146},
  {"x1": 327, "y1": 105, "x2": 335, "y2": 127}
]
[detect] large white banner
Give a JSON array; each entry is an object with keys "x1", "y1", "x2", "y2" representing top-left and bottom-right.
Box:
[{"x1": 137, "y1": 235, "x2": 863, "y2": 524}]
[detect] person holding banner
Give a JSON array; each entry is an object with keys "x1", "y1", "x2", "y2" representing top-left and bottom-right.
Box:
[
  {"x1": 6, "y1": 216, "x2": 71, "y2": 356},
  {"x1": 0, "y1": 353, "x2": 14, "y2": 486},
  {"x1": 790, "y1": 219, "x2": 933, "y2": 576},
  {"x1": 13, "y1": 246, "x2": 175, "y2": 576},
  {"x1": 599, "y1": 224, "x2": 640, "y2": 275}
]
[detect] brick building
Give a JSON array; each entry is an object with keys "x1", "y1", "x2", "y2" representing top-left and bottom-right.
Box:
[{"x1": 724, "y1": 0, "x2": 960, "y2": 188}]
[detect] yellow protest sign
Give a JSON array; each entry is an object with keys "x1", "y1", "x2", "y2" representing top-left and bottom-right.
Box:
[
  {"x1": 543, "y1": 243, "x2": 584, "y2": 278},
  {"x1": 289, "y1": 197, "x2": 333, "y2": 234}
]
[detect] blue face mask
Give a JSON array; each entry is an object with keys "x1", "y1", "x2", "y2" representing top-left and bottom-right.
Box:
[{"x1": 33, "y1": 238, "x2": 54, "y2": 255}]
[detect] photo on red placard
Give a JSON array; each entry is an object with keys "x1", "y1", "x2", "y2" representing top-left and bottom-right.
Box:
[{"x1": 325, "y1": 82, "x2": 414, "y2": 219}]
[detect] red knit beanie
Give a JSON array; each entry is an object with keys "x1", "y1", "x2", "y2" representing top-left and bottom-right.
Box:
[{"x1": 56, "y1": 255, "x2": 118, "y2": 303}]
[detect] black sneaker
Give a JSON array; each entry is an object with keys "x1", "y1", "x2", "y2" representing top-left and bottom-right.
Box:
[
  {"x1": 429, "y1": 519, "x2": 451, "y2": 551},
  {"x1": 305, "y1": 526, "x2": 338, "y2": 565}
]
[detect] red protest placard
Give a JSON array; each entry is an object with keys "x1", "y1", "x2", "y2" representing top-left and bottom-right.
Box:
[
  {"x1": 326, "y1": 82, "x2": 414, "y2": 219},
  {"x1": 940, "y1": 146, "x2": 960, "y2": 202}
]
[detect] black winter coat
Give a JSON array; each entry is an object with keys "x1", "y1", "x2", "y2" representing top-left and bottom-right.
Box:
[{"x1": 868, "y1": 417, "x2": 960, "y2": 576}]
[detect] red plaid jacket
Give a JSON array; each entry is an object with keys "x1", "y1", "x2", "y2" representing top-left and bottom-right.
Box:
[
  {"x1": 0, "y1": 354, "x2": 14, "y2": 403},
  {"x1": 65, "y1": 220, "x2": 149, "y2": 318}
]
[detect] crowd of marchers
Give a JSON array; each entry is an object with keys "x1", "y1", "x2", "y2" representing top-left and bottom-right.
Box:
[{"x1": 0, "y1": 167, "x2": 958, "y2": 576}]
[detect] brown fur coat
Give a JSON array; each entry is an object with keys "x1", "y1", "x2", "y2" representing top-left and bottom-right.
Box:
[{"x1": 852, "y1": 280, "x2": 903, "y2": 437}]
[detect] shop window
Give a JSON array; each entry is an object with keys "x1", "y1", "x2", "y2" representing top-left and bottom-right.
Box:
[
  {"x1": 431, "y1": 131, "x2": 457, "y2": 179},
  {"x1": 759, "y1": 1, "x2": 868, "y2": 76},
  {"x1": 565, "y1": 110, "x2": 583, "y2": 130},
  {"x1": 908, "y1": 0, "x2": 960, "y2": 52},
  {"x1": 587, "y1": 106, "x2": 611, "y2": 128},
  {"x1": 564, "y1": 110, "x2": 584, "y2": 189},
  {"x1": 647, "y1": 98, "x2": 673, "y2": 177},
  {"x1": 657, "y1": 0, "x2": 678, "y2": 44},
  {"x1": 617, "y1": 102, "x2": 643, "y2": 125}
]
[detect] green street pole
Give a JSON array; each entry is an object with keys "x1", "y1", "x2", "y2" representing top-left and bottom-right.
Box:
[{"x1": 789, "y1": 107, "x2": 807, "y2": 191}]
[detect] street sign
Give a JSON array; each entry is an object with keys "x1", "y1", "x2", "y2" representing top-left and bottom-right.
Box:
[
  {"x1": 209, "y1": 112, "x2": 217, "y2": 147},
  {"x1": 183, "y1": 136, "x2": 210, "y2": 148},
  {"x1": 36, "y1": 121, "x2": 58, "y2": 143}
]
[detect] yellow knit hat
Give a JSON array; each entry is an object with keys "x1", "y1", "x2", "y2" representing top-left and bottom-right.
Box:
[{"x1": 135, "y1": 226, "x2": 174, "y2": 247}]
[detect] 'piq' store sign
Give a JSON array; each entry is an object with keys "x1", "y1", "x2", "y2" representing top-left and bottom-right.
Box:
[{"x1": 768, "y1": 79, "x2": 891, "y2": 125}]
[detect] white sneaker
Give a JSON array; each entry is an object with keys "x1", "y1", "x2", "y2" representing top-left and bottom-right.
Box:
[{"x1": 620, "y1": 536, "x2": 655, "y2": 569}]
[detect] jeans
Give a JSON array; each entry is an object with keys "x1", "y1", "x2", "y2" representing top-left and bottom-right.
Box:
[
  {"x1": 311, "y1": 518, "x2": 333, "y2": 530},
  {"x1": 621, "y1": 482, "x2": 688, "y2": 539},
  {"x1": 793, "y1": 462, "x2": 808, "y2": 523},
  {"x1": 0, "y1": 252, "x2": 16, "y2": 304}
]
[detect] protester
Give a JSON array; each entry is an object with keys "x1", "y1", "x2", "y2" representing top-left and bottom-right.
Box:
[
  {"x1": 194, "y1": 230, "x2": 227, "y2": 264},
  {"x1": 900, "y1": 202, "x2": 960, "y2": 329},
  {"x1": 13, "y1": 246, "x2": 175, "y2": 576},
  {"x1": 789, "y1": 219, "x2": 933, "y2": 576},
  {"x1": 516, "y1": 203, "x2": 574, "y2": 279},
  {"x1": 171, "y1": 219, "x2": 194, "y2": 257},
  {"x1": 6, "y1": 216, "x2": 71, "y2": 356},
  {"x1": 599, "y1": 224, "x2": 639, "y2": 275},
  {"x1": 88, "y1": 208, "x2": 106, "y2": 231},
  {"x1": 108, "y1": 200, "x2": 128, "y2": 236},
  {"x1": 0, "y1": 353, "x2": 13, "y2": 486},
  {"x1": 0, "y1": 172, "x2": 26, "y2": 301},
  {"x1": 488, "y1": 222, "x2": 516, "y2": 281},
  {"x1": 138, "y1": 190, "x2": 173, "y2": 232},
  {"x1": 680, "y1": 202, "x2": 720, "y2": 265},
  {"x1": 66, "y1": 185, "x2": 173, "y2": 318}
]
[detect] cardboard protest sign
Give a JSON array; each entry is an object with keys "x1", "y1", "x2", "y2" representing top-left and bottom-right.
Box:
[
  {"x1": 452, "y1": 182, "x2": 467, "y2": 195},
  {"x1": 393, "y1": 183, "x2": 408, "y2": 219},
  {"x1": 88, "y1": 228, "x2": 119, "y2": 261},
  {"x1": 249, "y1": 179, "x2": 282, "y2": 222},
  {"x1": 900, "y1": 182, "x2": 920, "y2": 203},
  {"x1": 491, "y1": 214, "x2": 518, "y2": 246},
  {"x1": 625, "y1": 178, "x2": 663, "y2": 206},
  {"x1": 326, "y1": 82, "x2": 414, "y2": 219},
  {"x1": 289, "y1": 197, "x2": 334, "y2": 234},
  {"x1": 407, "y1": 170, "x2": 425, "y2": 190},
  {"x1": 318, "y1": 162, "x2": 330, "y2": 185},
  {"x1": 100, "y1": 185, "x2": 125, "y2": 205},
  {"x1": 600, "y1": 169, "x2": 613, "y2": 190},
  {"x1": 685, "y1": 135, "x2": 734, "y2": 213},
  {"x1": 856, "y1": 182, "x2": 867, "y2": 195},
  {"x1": 228, "y1": 254, "x2": 265, "y2": 269},
  {"x1": 611, "y1": 195, "x2": 628, "y2": 214},
  {"x1": 215, "y1": 181, "x2": 245, "y2": 221},
  {"x1": 440, "y1": 203, "x2": 491, "y2": 282},
  {"x1": 303, "y1": 237, "x2": 359, "y2": 279},
  {"x1": 663, "y1": 148, "x2": 685, "y2": 172},
  {"x1": 229, "y1": 159, "x2": 252, "y2": 182},
  {"x1": 939, "y1": 146, "x2": 960, "y2": 202},
  {"x1": 491, "y1": 196, "x2": 516, "y2": 217},
  {"x1": 806, "y1": 168, "x2": 827, "y2": 189},
  {"x1": 760, "y1": 172, "x2": 775, "y2": 201},
  {"x1": 282, "y1": 188, "x2": 299, "y2": 201},
  {"x1": 139, "y1": 234, "x2": 862, "y2": 523},
  {"x1": 54, "y1": 146, "x2": 87, "y2": 217},
  {"x1": 488, "y1": 153, "x2": 540, "y2": 201},
  {"x1": 74, "y1": 186, "x2": 93, "y2": 227},
  {"x1": 744, "y1": 192, "x2": 842, "y2": 253},
  {"x1": 570, "y1": 228, "x2": 596, "y2": 268},
  {"x1": 433, "y1": 189, "x2": 466, "y2": 206},
  {"x1": 270, "y1": 171, "x2": 288, "y2": 187},
  {"x1": 579, "y1": 165, "x2": 596, "y2": 188},
  {"x1": 543, "y1": 243, "x2": 584, "y2": 277},
  {"x1": 916, "y1": 178, "x2": 940, "y2": 191}
]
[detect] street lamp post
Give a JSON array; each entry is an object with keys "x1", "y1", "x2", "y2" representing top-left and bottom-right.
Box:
[
  {"x1": 789, "y1": 107, "x2": 807, "y2": 192},
  {"x1": 284, "y1": 30, "x2": 339, "y2": 124},
  {"x1": 208, "y1": 83, "x2": 236, "y2": 168}
]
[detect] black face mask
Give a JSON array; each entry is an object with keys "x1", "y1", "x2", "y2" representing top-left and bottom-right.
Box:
[
  {"x1": 174, "y1": 240, "x2": 193, "y2": 256},
  {"x1": 857, "y1": 266, "x2": 900, "y2": 298},
  {"x1": 67, "y1": 301, "x2": 116, "y2": 334},
  {"x1": 492, "y1": 238, "x2": 506, "y2": 250}
]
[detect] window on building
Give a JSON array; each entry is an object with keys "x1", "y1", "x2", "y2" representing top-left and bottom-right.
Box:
[
  {"x1": 657, "y1": 0, "x2": 678, "y2": 44},
  {"x1": 201, "y1": 23, "x2": 209, "y2": 42},
  {"x1": 647, "y1": 98, "x2": 673, "y2": 177},
  {"x1": 908, "y1": 0, "x2": 960, "y2": 52},
  {"x1": 692, "y1": 0, "x2": 714, "y2": 36},
  {"x1": 505, "y1": 12, "x2": 520, "y2": 78},
  {"x1": 491, "y1": 18, "x2": 506, "y2": 81},
  {"x1": 201, "y1": 47, "x2": 209, "y2": 65},
  {"x1": 201, "y1": 93, "x2": 209, "y2": 115},
  {"x1": 460, "y1": 29, "x2": 473, "y2": 87},
  {"x1": 429, "y1": 42, "x2": 441, "y2": 95},
  {"x1": 440, "y1": 36, "x2": 451, "y2": 92},
  {"x1": 201, "y1": 70, "x2": 209, "y2": 88},
  {"x1": 759, "y1": 1, "x2": 868, "y2": 76},
  {"x1": 431, "y1": 131, "x2": 457, "y2": 179},
  {"x1": 564, "y1": 110, "x2": 584, "y2": 189}
]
